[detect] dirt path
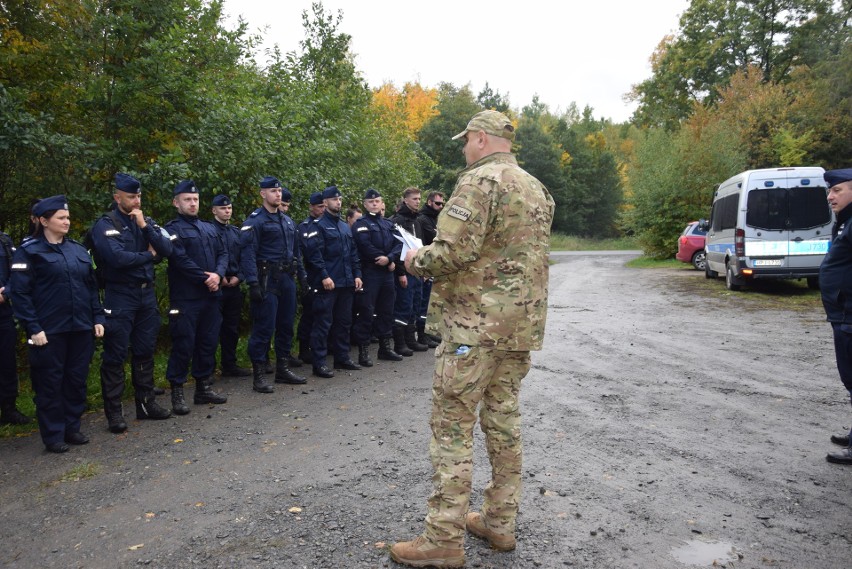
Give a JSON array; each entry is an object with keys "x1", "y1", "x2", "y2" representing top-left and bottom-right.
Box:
[{"x1": 1, "y1": 253, "x2": 850, "y2": 568}]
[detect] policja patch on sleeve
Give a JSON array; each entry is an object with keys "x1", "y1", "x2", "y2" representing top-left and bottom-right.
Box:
[{"x1": 446, "y1": 204, "x2": 472, "y2": 222}]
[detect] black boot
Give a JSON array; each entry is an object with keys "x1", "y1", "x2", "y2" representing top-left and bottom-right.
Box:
[
  {"x1": 405, "y1": 324, "x2": 429, "y2": 352},
  {"x1": 393, "y1": 325, "x2": 413, "y2": 357},
  {"x1": 0, "y1": 401, "x2": 32, "y2": 425},
  {"x1": 101, "y1": 364, "x2": 128, "y2": 433},
  {"x1": 252, "y1": 362, "x2": 275, "y2": 393},
  {"x1": 135, "y1": 391, "x2": 172, "y2": 420},
  {"x1": 358, "y1": 344, "x2": 374, "y2": 367},
  {"x1": 170, "y1": 384, "x2": 190, "y2": 415},
  {"x1": 287, "y1": 354, "x2": 303, "y2": 368},
  {"x1": 377, "y1": 337, "x2": 403, "y2": 361},
  {"x1": 417, "y1": 330, "x2": 439, "y2": 349},
  {"x1": 275, "y1": 358, "x2": 307, "y2": 384},
  {"x1": 221, "y1": 364, "x2": 251, "y2": 377},
  {"x1": 194, "y1": 377, "x2": 228, "y2": 404}
]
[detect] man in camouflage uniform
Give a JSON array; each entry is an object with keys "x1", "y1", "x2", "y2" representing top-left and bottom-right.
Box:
[{"x1": 391, "y1": 110, "x2": 554, "y2": 568}]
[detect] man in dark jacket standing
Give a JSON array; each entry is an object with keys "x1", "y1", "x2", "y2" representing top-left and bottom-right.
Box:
[
  {"x1": 414, "y1": 191, "x2": 445, "y2": 348},
  {"x1": 819, "y1": 167, "x2": 852, "y2": 466},
  {"x1": 302, "y1": 186, "x2": 363, "y2": 378},
  {"x1": 92, "y1": 173, "x2": 173, "y2": 432},
  {"x1": 389, "y1": 187, "x2": 428, "y2": 355},
  {"x1": 164, "y1": 181, "x2": 228, "y2": 415}
]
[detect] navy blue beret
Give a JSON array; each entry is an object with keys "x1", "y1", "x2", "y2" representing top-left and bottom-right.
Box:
[
  {"x1": 281, "y1": 188, "x2": 292, "y2": 202},
  {"x1": 173, "y1": 179, "x2": 198, "y2": 196},
  {"x1": 33, "y1": 195, "x2": 68, "y2": 217},
  {"x1": 364, "y1": 188, "x2": 381, "y2": 200},
  {"x1": 322, "y1": 186, "x2": 341, "y2": 200},
  {"x1": 309, "y1": 192, "x2": 324, "y2": 205},
  {"x1": 212, "y1": 194, "x2": 231, "y2": 207},
  {"x1": 115, "y1": 172, "x2": 141, "y2": 194},
  {"x1": 825, "y1": 168, "x2": 852, "y2": 188},
  {"x1": 260, "y1": 176, "x2": 281, "y2": 189}
]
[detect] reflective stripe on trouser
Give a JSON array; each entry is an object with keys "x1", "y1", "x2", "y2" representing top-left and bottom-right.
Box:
[{"x1": 424, "y1": 342, "x2": 531, "y2": 547}]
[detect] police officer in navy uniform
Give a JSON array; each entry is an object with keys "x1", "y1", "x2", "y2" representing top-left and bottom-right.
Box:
[
  {"x1": 351, "y1": 188, "x2": 404, "y2": 366},
  {"x1": 296, "y1": 191, "x2": 326, "y2": 365},
  {"x1": 819, "y1": 167, "x2": 852, "y2": 465},
  {"x1": 0, "y1": 229, "x2": 31, "y2": 425},
  {"x1": 9, "y1": 196, "x2": 105, "y2": 452},
  {"x1": 92, "y1": 173, "x2": 173, "y2": 432},
  {"x1": 211, "y1": 194, "x2": 250, "y2": 377},
  {"x1": 164, "y1": 181, "x2": 228, "y2": 415},
  {"x1": 240, "y1": 176, "x2": 306, "y2": 393},
  {"x1": 302, "y1": 186, "x2": 363, "y2": 378}
]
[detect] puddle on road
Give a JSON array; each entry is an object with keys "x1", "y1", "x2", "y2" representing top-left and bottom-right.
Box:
[{"x1": 670, "y1": 538, "x2": 739, "y2": 566}]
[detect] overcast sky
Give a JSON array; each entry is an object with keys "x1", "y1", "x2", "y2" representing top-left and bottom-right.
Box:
[{"x1": 224, "y1": 0, "x2": 689, "y2": 123}]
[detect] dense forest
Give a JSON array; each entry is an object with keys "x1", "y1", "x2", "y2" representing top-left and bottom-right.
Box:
[{"x1": 2, "y1": 0, "x2": 850, "y2": 257}]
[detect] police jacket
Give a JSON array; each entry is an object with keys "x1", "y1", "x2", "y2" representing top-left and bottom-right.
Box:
[
  {"x1": 415, "y1": 204, "x2": 440, "y2": 246},
  {"x1": 408, "y1": 152, "x2": 555, "y2": 351},
  {"x1": 351, "y1": 212, "x2": 402, "y2": 273},
  {"x1": 0, "y1": 232, "x2": 14, "y2": 317},
  {"x1": 91, "y1": 208, "x2": 173, "y2": 285},
  {"x1": 8, "y1": 237, "x2": 105, "y2": 336},
  {"x1": 165, "y1": 215, "x2": 227, "y2": 301},
  {"x1": 297, "y1": 216, "x2": 320, "y2": 281},
  {"x1": 239, "y1": 207, "x2": 300, "y2": 285},
  {"x1": 389, "y1": 203, "x2": 420, "y2": 276},
  {"x1": 821, "y1": 204, "x2": 852, "y2": 323},
  {"x1": 213, "y1": 219, "x2": 244, "y2": 280},
  {"x1": 302, "y1": 211, "x2": 361, "y2": 288}
]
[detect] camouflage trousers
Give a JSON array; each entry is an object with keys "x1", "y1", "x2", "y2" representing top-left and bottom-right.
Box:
[{"x1": 423, "y1": 341, "x2": 531, "y2": 547}]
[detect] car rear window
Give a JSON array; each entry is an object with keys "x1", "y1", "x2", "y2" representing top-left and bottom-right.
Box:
[
  {"x1": 689, "y1": 225, "x2": 707, "y2": 236},
  {"x1": 746, "y1": 187, "x2": 830, "y2": 231}
]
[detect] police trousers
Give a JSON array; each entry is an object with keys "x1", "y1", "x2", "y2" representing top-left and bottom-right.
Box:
[
  {"x1": 248, "y1": 272, "x2": 296, "y2": 363},
  {"x1": 29, "y1": 331, "x2": 94, "y2": 445},
  {"x1": 166, "y1": 297, "x2": 222, "y2": 384},
  {"x1": 0, "y1": 309, "x2": 19, "y2": 403},
  {"x1": 218, "y1": 286, "x2": 244, "y2": 369},
  {"x1": 352, "y1": 270, "x2": 395, "y2": 345},
  {"x1": 423, "y1": 342, "x2": 531, "y2": 547},
  {"x1": 310, "y1": 287, "x2": 354, "y2": 366}
]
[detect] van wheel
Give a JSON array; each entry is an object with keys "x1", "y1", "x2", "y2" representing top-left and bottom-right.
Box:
[
  {"x1": 725, "y1": 261, "x2": 741, "y2": 291},
  {"x1": 705, "y1": 263, "x2": 718, "y2": 279},
  {"x1": 807, "y1": 277, "x2": 820, "y2": 290},
  {"x1": 692, "y1": 251, "x2": 707, "y2": 271}
]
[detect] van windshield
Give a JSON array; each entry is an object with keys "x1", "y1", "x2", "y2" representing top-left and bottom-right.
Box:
[{"x1": 746, "y1": 187, "x2": 830, "y2": 231}]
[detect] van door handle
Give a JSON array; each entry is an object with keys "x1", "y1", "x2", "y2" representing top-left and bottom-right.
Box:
[{"x1": 792, "y1": 237, "x2": 803, "y2": 242}]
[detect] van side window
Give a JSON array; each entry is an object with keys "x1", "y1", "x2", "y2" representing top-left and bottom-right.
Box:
[{"x1": 715, "y1": 194, "x2": 738, "y2": 231}]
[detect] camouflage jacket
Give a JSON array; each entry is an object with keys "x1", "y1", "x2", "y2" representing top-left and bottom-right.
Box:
[{"x1": 409, "y1": 152, "x2": 555, "y2": 351}]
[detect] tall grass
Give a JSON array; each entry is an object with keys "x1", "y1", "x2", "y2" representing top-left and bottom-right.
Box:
[{"x1": 550, "y1": 233, "x2": 638, "y2": 251}]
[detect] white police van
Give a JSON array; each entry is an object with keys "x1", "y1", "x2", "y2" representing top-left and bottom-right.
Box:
[{"x1": 700, "y1": 167, "x2": 832, "y2": 291}]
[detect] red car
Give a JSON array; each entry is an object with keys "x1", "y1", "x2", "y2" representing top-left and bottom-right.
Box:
[{"x1": 676, "y1": 221, "x2": 707, "y2": 270}]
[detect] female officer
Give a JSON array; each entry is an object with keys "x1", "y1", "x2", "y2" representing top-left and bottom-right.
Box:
[{"x1": 9, "y1": 195, "x2": 105, "y2": 453}]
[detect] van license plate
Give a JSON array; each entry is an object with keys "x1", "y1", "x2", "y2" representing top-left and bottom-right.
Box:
[{"x1": 753, "y1": 259, "x2": 783, "y2": 266}]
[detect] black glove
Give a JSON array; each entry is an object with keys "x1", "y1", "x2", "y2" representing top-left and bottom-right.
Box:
[{"x1": 249, "y1": 283, "x2": 263, "y2": 303}]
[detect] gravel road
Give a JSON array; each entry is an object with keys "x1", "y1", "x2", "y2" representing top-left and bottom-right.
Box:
[{"x1": 1, "y1": 252, "x2": 850, "y2": 569}]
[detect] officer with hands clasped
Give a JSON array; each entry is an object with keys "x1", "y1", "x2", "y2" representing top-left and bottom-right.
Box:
[
  {"x1": 302, "y1": 186, "x2": 363, "y2": 378},
  {"x1": 163, "y1": 181, "x2": 228, "y2": 415},
  {"x1": 211, "y1": 194, "x2": 251, "y2": 377},
  {"x1": 240, "y1": 176, "x2": 306, "y2": 394},
  {"x1": 9, "y1": 196, "x2": 106, "y2": 453},
  {"x1": 350, "y1": 188, "x2": 403, "y2": 367},
  {"x1": 92, "y1": 173, "x2": 173, "y2": 433}
]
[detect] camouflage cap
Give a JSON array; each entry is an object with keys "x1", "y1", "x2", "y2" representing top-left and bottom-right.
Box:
[{"x1": 451, "y1": 110, "x2": 515, "y2": 141}]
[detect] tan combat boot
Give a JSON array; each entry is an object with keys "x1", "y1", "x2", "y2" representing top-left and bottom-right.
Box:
[
  {"x1": 464, "y1": 512, "x2": 516, "y2": 551},
  {"x1": 389, "y1": 535, "x2": 465, "y2": 568}
]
